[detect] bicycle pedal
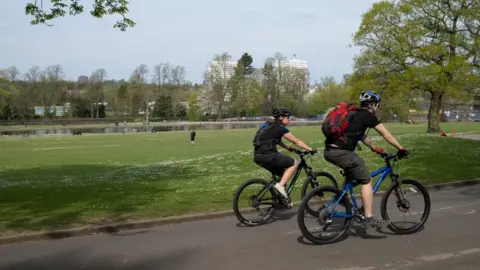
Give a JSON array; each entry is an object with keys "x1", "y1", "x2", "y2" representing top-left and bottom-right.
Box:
[{"x1": 280, "y1": 197, "x2": 292, "y2": 208}]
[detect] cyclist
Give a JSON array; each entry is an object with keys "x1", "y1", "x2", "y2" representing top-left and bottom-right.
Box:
[
  {"x1": 323, "y1": 91, "x2": 409, "y2": 228},
  {"x1": 253, "y1": 108, "x2": 317, "y2": 203}
]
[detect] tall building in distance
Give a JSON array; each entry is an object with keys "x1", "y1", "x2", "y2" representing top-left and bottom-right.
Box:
[
  {"x1": 204, "y1": 56, "x2": 308, "y2": 84},
  {"x1": 206, "y1": 60, "x2": 238, "y2": 80},
  {"x1": 278, "y1": 58, "x2": 308, "y2": 70}
]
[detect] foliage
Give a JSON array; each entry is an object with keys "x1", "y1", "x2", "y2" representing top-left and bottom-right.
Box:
[
  {"x1": 187, "y1": 91, "x2": 202, "y2": 121},
  {"x1": 25, "y1": 0, "x2": 135, "y2": 31},
  {"x1": 153, "y1": 95, "x2": 173, "y2": 120},
  {"x1": 351, "y1": 0, "x2": 480, "y2": 133},
  {"x1": 307, "y1": 78, "x2": 352, "y2": 115}
]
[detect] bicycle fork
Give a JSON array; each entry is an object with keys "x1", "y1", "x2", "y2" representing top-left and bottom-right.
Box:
[{"x1": 392, "y1": 177, "x2": 411, "y2": 211}]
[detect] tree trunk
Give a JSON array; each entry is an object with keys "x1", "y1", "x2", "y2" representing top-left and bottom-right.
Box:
[
  {"x1": 427, "y1": 91, "x2": 443, "y2": 133},
  {"x1": 217, "y1": 102, "x2": 223, "y2": 120},
  {"x1": 96, "y1": 101, "x2": 99, "y2": 119},
  {"x1": 145, "y1": 99, "x2": 149, "y2": 123}
]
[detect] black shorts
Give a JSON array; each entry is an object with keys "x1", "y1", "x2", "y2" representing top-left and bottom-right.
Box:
[
  {"x1": 323, "y1": 147, "x2": 371, "y2": 185},
  {"x1": 254, "y1": 152, "x2": 295, "y2": 176}
]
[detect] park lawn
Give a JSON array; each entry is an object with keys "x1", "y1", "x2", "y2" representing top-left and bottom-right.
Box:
[{"x1": 0, "y1": 122, "x2": 479, "y2": 235}]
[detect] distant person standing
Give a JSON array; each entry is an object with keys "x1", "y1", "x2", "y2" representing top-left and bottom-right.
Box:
[{"x1": 190, "y1": 128, "x2": 196, "y2": 146}]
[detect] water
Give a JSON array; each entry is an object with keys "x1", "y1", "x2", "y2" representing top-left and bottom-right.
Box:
[{"x1": 0, "y1": 121, "x2": 322, "y2": 137}]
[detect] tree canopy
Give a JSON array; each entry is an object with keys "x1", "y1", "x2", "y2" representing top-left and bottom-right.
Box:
[
  {"x1": 25, "y1": 0, "x2": 135, "y2": 31},
  {"x1": 351, "y1": 0, "x2": 480, "y2": 132}
]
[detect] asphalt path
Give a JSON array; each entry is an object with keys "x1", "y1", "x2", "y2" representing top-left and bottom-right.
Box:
[{"x1": 0, "y1": 185, "x2": 479, "y2": 270}]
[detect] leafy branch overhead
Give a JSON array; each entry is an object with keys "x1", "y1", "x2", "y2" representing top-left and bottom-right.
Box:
[{"x1": 25, "y1": 0, "x2": 135, "y2": 31}]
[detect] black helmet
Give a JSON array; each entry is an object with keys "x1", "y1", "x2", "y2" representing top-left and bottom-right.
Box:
[{"x1": 272, "y1": 108, "x2": 292, "y2": 118}]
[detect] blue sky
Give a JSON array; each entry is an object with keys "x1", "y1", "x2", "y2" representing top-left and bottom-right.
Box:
[{"x1": 1, "y1": 0, "x2": 378, "y2": 83}]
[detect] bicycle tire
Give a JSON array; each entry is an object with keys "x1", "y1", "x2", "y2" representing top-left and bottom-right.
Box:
[
  {"x1": 380, "y1": 178, "x2": 431, "y2": 235},
  {"x1": 297, "y1": 186, "x2": 352, "y2": 245},
  {"x1": 233, "y1": 178, "x2": 277, "y2": 226},
  {"x1": 300, "y1": 171, "x2": 339, "y2": 217}
]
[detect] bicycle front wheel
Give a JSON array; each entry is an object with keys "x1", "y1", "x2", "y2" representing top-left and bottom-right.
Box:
[
  {"x1": 380, "y1": 178, "x2": 431, "y2": 235},
  {"x1": 233, "y1": 178, "x2": 278, "y2": 226},
  {"x1": 300, "y1": 171, "x2": 339, "y2": 217},
  {"x1": 297, "y1": 186, "x2": 352, "y2": 245}
]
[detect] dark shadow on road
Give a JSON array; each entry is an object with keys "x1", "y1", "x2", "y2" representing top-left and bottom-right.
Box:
[
  {"x1": 0, "y1": 163, "x2": 205, "y2": 236},
  {"x1": 295, "y1": 222, "x2": 388, "y2": 246},
  {"x1": 348, "y1": 224, "x2": 387, "y2": 240},
  {"x1": 1, "y1": 246, "x2": 197, "y2": 270},
  {"x1": 234, "y1": 208, "x2": 297, "y2": 228},
  {"x1": 270, "y1": 209, "x2": 297, "y2": 222},
  {"x1": 374, "y1": 222, "x2": 426, "y2": 236}
]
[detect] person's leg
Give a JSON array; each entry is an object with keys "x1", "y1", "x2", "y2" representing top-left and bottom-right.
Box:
[
  {"x1": 347, "y1": 153, "x2": 390, "y2": 228},
  {"x1": 271, "y1": 153, "x2": 296, "y2": 199}
]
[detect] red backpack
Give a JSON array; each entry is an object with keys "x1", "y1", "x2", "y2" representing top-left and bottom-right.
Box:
[{"x1": 321, "y1": 102, "x2": 358, "y2": 140}]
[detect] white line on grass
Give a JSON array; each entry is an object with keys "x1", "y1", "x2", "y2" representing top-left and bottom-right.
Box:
[{"x1": 32, "y1": 144, "x2": 121, "y2": 151}]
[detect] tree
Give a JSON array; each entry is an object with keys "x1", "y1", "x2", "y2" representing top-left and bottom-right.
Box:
[
  {"x1": 187, "y1": 91, "x2": 201, "y2": 121},
  {"x1": 25, "y1": 0, "x2": 135, "y2": 31},
  {"x1": 0, "y1": 69, "x2": 19, "y2": 121},
  {"x1": 280, "y1": 67, "x2": 310, "y2": 116},
  {"x1": 130, "y1": 64, "x2": 150, "y2": 122},
  {"x1": 230, "y1": 53, "x2": 256, "y2": 117},
  {"x1": 171, "y1": 66, "x2": 186, "y2": 86},
  {"x1": 153, "y1": 95, "x2": 173, "y2": 119},
  {"x1": 260, "y1": 61, "x2": 278, "y2": 114},
  {"x1": 116, "y1": 83, "x2": 130, "y2": 116},
  {"x1": 352, "y1": 0, "x2": 480, "y2": 133},
  {"x1": 307, "y1": 78, "x2": 352, "y2": 115},
  {"x1": 205, "y1": 52, "x2": 234, "y2": 119},
  {"x1": 88, "y1": 68, "x2": 107, "y2": 118}
]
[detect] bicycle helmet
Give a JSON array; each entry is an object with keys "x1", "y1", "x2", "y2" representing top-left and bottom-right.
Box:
[
  {"x1": 272, "y1": 108, "x2": 292, "y2": 118},
  {"x1": 359, "y1": 91, "x2": 381, "y2": 105}
]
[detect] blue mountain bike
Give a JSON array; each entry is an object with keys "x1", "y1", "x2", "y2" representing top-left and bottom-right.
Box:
[{"x1": 297, "y1": 151, "x2": 431, "y2": 245}]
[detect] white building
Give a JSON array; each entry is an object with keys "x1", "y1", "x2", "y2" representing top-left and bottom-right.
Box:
[
  {"x1": 206, "y1": 60, "x2": 238, "y2": 80},
  {"x1": 278, "y1": 58, "x2": 308, "y2": 70}
]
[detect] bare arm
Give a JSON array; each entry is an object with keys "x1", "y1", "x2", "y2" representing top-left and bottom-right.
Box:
[
  {"x1": 374, "y1": 123, "x2": 404, "y2": 150},
  {"x1": 361, "y1": 136, "x2": 375, "y2": 150},
  {"x1": 278, "y1": 140, "x2": 292, "y2": 151},
  {"x1": 283, "y1": 132, "x2": 313, "y2": 151}
]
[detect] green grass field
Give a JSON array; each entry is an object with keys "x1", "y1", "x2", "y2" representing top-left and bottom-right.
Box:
[{"x1": 0, "y1": 122, "x2": 479, "y2": 235}]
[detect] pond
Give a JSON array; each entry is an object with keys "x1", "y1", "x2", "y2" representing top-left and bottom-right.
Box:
[{"x1": 0, "y1": 121, "x2": 322, "y2": 136}]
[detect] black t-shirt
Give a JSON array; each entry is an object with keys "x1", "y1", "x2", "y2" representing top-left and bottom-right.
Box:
[
  {"x1": 253, "y1": 121, "x2": 290, "y2": 154},
  {"x1": 190, "y1": 131, "x2": 196, "y2": 139},
  {"x1": 325, "y1": 109, "x2": 380, "y2": 151}
]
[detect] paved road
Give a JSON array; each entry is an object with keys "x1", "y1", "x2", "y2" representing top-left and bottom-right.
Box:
[
  {"x1": 1, "y1": 185, "x2": 479, "y2": 270},
  {"x1": 458, "y1": 133, "x2": 480, "y2": 140}
]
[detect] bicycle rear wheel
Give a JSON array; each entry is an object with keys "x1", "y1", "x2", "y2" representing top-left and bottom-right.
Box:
[
  {"x1": 233, "y1": 178, "x2": 278, "y2": 226},
  {"x1": 301, "y1": 171, "x2": 339, "y2": 217},
  {"x1": 297, "y1": 186, "x2": 352, "y2": 245},
  {"x1": 380, "y1": 178, "x2": 431, "y2": 234}
]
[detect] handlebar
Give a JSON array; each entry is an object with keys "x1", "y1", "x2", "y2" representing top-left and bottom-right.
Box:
[
  {"x1": 377, "y1": 151, "x2": 408, "y2": 162},
  {"x1": 291, "y1": 148, "x2": 317, "y2": 157}
]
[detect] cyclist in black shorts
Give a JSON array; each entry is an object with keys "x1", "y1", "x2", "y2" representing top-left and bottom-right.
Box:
[{"x1": 253, "y1": 108, "x2": 317, "y2": 202}]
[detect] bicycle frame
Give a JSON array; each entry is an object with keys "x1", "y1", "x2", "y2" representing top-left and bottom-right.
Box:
[
  {"x1": 326, "y1": 164, "x2": 393, "y2": 219},
  {"x1": 255, "y1": 153, "x2": 313, "y2": 201}
]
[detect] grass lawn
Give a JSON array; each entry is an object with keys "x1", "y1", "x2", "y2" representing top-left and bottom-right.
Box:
[{"x1": 0, "y1": 122, "x2": 479, "y2": 235}]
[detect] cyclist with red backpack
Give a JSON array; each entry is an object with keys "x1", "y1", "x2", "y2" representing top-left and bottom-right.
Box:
[{"x1": 322, "y1": 91, "x2": 409, "y2": 228}]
